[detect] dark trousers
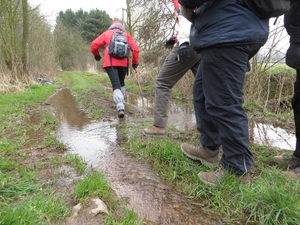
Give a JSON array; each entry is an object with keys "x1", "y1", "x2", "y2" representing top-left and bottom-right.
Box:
[
  {"x1": 293, "y1": 70, "x2": 300, "y2": 158},
  {"x1": 194, "y1": 44, "x2": 261, "y2": 175},
  {"x1": 285, "y1": 0, "x2": 300, "y2": 157},
  {"x1": 104, "y1": 66, "x2": 128, "y2": 90}
]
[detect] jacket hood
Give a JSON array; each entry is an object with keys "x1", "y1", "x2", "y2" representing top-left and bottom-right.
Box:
[{"x1": 108, "y1": 21, "x2": 126, "y2": 32}]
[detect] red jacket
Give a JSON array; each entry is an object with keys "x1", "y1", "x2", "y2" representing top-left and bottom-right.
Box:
[{"x1": 90, "y1": 22, "x2": 140, "y2": 68}]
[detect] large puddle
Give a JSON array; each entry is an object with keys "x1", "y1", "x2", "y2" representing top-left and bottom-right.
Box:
[{"x1": 49, "y1": 88, "x2": 295, "y2": 224}]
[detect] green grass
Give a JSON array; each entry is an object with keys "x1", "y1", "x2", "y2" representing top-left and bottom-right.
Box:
[
  {"x1": 120, "y1": 131, "x2": 300, "y2": 224},
  {"x1": 60, "y1": 70, "x2": 155, "y2": 97},
  {"x1": 0, "y1": 72, "x2": 143, "y2": 225},
  {"x1": 0, "y1": 170, "x2": 39, "y2": 198},
  {"x1": 124, "y1": 136, "x2": 201, "y2": 187},
  {"x1": 0, "y1": 193, "x2": 70, "y2": 225},
  {"x1": 74, "y1": 70, "x2": 299, "y2": 224},
  {"x1": 60, "y1": 71, "x2": 300, "y2": 224},
  {"x1": 263, "y1": 63, "x2": 296, "y2": 75},
  {"x1": 57, "y1": 72, "x2": 112, "y2": 119},
  {"x1": 59, "y1": 71, "x2": 104, "y2": 93},
  {"x1": 104, "y1": 210, "x2": 141, "y2": 225},
  {"x1": 243, "y1": 99, "x2": 294, "y2": 124},
  {"x1": 64, "y1": 153, "x2": 87, "y2": 174},
  {"x1": 0, "y1": 85, "x2": 57, "y2": 139},
  {"x1": 74, "y1": 170, "x2": 141, "y2": 225},
  {"x1": 2, "y1": 70, "x2": 298, "y2": 224},
  {"x1": 0, "y1": 82, "x2": 72, "y2": 224},
  {"x1": 234, "y1": 170, "x2": 300, "y2": 225},
  {"x1": 74, "y1": 170, "x2": 112, "y2": 201}
]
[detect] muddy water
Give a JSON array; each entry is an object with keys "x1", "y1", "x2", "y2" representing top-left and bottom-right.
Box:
[
  {"x1": 49, "y1": 88, "x2": 294, "y2": 225},
  {"x1": 249, "y1": 120, "x2": 296, "y2": 150},
  {"x1": 125, "y1": 92, "x2": 296, "y2": 150}
]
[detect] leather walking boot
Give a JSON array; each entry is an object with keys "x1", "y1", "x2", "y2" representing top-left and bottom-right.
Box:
[{"x1": 181, "y1": 143, "x2": 220, "y2": 168}]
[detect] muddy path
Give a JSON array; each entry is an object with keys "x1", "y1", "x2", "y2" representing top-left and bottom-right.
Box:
[
  {"x1": 46, "y1": 88, "x2": 222, "y2": 225},
  {"x1": 30, "y1": 84, "x2": 295, "y2": 224}
]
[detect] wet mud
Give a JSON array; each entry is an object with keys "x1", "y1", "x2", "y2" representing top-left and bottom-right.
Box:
[{"x1": 47, "y1": 88, "x2": 294, "y2": 224}]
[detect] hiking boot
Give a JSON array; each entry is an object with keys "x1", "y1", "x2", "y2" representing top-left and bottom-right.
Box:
[
  {"x1": 143, "y1": 125, "x2": 165, "y2": 136},
  {"x1": 198, "y1": 169, "x2": 251, "y2": 187},
  {"x1": 198, "y1": 169, "x2": 225, "y2": 186},
  {"x1": 118, "y1": 110, "x2": 125, "y2": 118},
  {"x1": 287, "y1": 170, "x2": 300, "y2": 180},
  {"x1": 273, "y1": 155, "x2": 300, "y2": 168},
  {"x1": 181, "y1": 143, "x2": 219, "y2": 168},
  {"x1": 239, "y1": 172, "x2": 252, "y2": 185}
]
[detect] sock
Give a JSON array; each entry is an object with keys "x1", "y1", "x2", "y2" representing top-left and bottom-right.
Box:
[{"x1": 113, "y1": 89, "x2": 124, "y2": 111}]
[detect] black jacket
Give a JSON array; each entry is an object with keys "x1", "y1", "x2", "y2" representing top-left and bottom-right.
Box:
[
  {"x1": 284, "y1": 0, "x2": 300, "y2": 44},
  {"x1": 178, "y1": 0, "x2": 269, "y2": 51}
]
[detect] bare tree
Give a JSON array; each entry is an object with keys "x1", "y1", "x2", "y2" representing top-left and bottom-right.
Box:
[
  {"x1": 0, "y1": 0, "x2": 22, "y2": 79},
  {"x1": 245, "y1": 17, "x2": 294, "y2": 113},
  {"x1": 123, "y1": 0, "x2": 175, "y2": 69},
  {"x1": 0, "y1": 0, "x2": 58, "y2": 90},
  {"x1": 22, "y1": 0, "x2": 29, "y2": 75}
]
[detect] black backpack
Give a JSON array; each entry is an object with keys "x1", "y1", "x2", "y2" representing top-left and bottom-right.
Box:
[
  {"x1": 237, "y1": 0, "x2": 291, "y2": 20},
  {"x1": 108, "y1": 30, "x2": 130, "y2": 59}
]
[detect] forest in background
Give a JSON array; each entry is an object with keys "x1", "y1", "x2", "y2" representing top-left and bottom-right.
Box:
[{"x1": 0, "y1": 0, "x2": 296, "y2": 115}]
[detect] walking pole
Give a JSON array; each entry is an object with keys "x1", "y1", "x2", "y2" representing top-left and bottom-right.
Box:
[{"x1": 134, "y1": 69, "x2": 143, "y2": 97}]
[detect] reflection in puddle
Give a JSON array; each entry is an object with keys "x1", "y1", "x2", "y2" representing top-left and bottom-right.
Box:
[
  {"x1": 49, "y1": 88, "x2": 295, "y2": 224},
  {"x1": 50, "y1": 89, "x2": 221, "y2": 224},
  {"x1": 249, "y1": 121, "x2": 296, "y2": 150},
  {"x1": 126, "y1": 95, "x2": 197, "y2": 130},
  {"x1": 127, "y1": 92, "x2": 295, "y2": 151},
  {"x1": 57, "y1": 121, "x2": 117, "y2": 166}
]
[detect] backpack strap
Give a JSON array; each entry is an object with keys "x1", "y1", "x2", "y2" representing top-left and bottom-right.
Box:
[
  {"x1": 109, "y1": 29, "x2": 129, "y2": 69},
  {"x1": 110, "y1": 30, "x2": 116, "y2": 68}
]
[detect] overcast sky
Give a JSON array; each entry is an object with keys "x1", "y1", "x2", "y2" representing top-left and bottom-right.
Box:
[
  {"x1": 28, "y1": 0, "x2": 289, "y2": 52},
  {"x1": 29, "y1": 0, "x2": 126, "y2": 26}
]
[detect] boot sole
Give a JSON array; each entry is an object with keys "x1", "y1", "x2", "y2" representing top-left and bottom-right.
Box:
[
  {"x1": 143, "y1": 130, "x2": 165, "y2": 136},
  {"x1": 118, "y1": 111, "x2": 125, "y2": 118},
  {"x1": 181, "y1": 145, "x2": 218, "y2": 169}
]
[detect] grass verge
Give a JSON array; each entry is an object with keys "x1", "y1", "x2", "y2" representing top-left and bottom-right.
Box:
[
  {"x1": 0, "y1": 73, "x2": 142, "y2": 225},
  {"x1": 70, "y1": 71, "x2": 300, "y2": 224},
  {"x1": 121, "y1": 132, "x2": 300, "y2": 224},
  {"x1": 3, "y1": 70, "x2": 297, "y2": 224}
]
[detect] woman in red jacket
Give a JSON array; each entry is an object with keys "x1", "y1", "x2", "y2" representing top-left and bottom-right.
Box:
[{"x1": 90, "y1": 21, "x2": 140, "y2": 118}]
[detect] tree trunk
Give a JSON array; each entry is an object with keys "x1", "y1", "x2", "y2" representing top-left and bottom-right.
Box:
[{"x1": 22, "y1": 0, "x2": 29, "y2": 75}]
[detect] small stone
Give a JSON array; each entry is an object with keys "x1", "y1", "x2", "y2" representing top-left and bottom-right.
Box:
[{"x1": 90, "y1": 198, "x2": 108, "y2": 215}]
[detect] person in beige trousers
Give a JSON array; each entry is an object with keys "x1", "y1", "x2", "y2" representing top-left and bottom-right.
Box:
[{"x1": 144, "y1": 5, "x2": 201, "y2": 135}]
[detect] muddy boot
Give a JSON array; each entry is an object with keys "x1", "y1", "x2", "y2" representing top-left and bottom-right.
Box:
[
  {"x1": 198, "y1": 168, "x2": 251, "y2": 186},
  {"x1": 181, "y1": 143, "x2": 220, "y2": 168},
  {"x1": 143, "y1": 125, "x2": 166, "y2": 136},
  {"x1": 118, "y1": 110, "x2": 125, "y2": 118},
  {"x1": 273, "y1": 155, "x2": 300, "y2": 168},
  {"x1": 198, "y1": 169, "x2": 225, "y2": 186},
  {"x1": 287, "y1": 166, "x2": 300, "y2": 180}
]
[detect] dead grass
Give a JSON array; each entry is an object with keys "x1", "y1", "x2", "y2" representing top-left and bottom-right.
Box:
[
  {"x1": 0, "y1": 73, "x2": 24, "y2": 94},
  {"x1": 0, "y1": 68, "x2": 58, "y2": 94},
  {"x1": 173, "y1": 70, "x2": 194, "y2": 100}
]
